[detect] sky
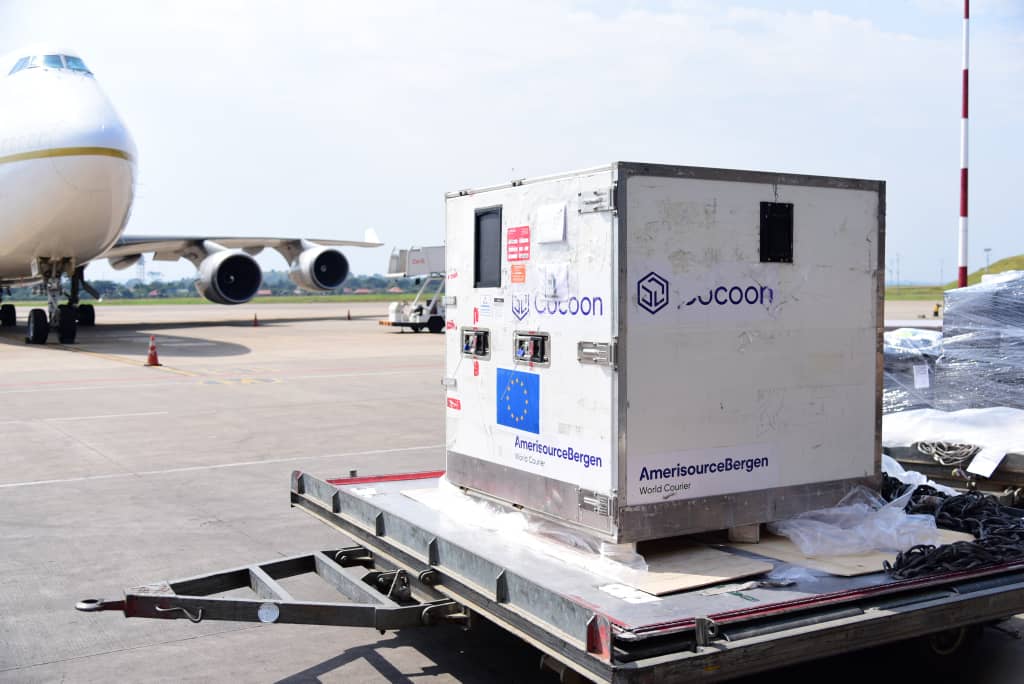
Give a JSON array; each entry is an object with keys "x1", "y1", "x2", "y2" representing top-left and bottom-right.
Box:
[{"x1": 1, "y1": 0, "x2": 1022, "y2": 284}]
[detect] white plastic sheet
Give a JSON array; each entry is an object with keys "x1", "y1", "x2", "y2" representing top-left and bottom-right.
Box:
[
  {"x1": 406, "y1": 478, "x2": 648, "y2": 581},
  {"x1": 767, "y1": 485, "x2": 940, "y2": 557},
  {"x1": 883, "y1": 407, "x2": 1024, "y2": 456}
]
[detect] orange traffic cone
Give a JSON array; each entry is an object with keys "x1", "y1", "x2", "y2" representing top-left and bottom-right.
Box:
[
  {"x1": 253, "y1": 313, "x2": 259, "y2": 327},
  {"x1": 145, "y1": 336, "x2": 161, "y2": 366}
]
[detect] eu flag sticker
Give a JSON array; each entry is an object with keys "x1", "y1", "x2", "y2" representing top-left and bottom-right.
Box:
[{"x1": 496, "y1": 369, "x2": 540, "y2": 434}]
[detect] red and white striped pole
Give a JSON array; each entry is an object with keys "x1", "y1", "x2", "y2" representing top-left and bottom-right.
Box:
[{"x1": 958, "y1": 0, "x2": 970, "y2": 287}]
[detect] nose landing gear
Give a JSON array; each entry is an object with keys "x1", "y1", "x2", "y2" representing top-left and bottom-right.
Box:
[{"x1": 23, "y1": 261, "x2": 96, "y2": 345}]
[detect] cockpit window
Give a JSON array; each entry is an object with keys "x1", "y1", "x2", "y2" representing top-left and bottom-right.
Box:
[
  {"x1": 65, "y1": 55, "x2": 91, "y2": 73},
  {"x1": 8, "y1": 57, "x2": 29, "y2": 75},
  {"x1": 8, "y1": 54, "x2": 93, "y2": 76}
]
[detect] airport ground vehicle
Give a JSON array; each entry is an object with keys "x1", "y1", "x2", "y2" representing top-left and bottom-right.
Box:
[
  {"x1": 378, "y1": 245, "x2": 446, "y2": 333},
  {"x1": 77, "y1": 469, "x2": 1024, "y2": 683}
]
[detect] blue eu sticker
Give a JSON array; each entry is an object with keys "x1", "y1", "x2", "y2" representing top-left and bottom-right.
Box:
[{"x1": 496, "y1": 369, "x2": 540, "y2": 434}]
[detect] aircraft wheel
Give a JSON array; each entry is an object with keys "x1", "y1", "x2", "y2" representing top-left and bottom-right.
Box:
[
  {"x1": 57, "y1": 305, "x2": 77, "y2": 344},
  {"x1": 0, "y1": 304, "x2": 15, "y2": 327},
  {"x1": 26, "y1": 309, "x2": 49, "y2": 344},
  {"x1": 427, "y1": 316, "x2": 444, "y2": 334},
  {"x1": 78, "y1": 304, "x2": 95, "y2": 326}
]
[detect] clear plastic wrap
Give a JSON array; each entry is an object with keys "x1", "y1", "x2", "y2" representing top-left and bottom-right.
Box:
[
  {"x1": 404, "y1": 477, "x2": 648, "y2": 580},
  {"x1": 883, "y1": 328, "x2": 942, "y2": 414},
  {"x1": 767, "y1": 485, "x2": 941, "y2": 557},
  {"x1": 933, "y1": 272, "x2": 1024, "y2": 411}
]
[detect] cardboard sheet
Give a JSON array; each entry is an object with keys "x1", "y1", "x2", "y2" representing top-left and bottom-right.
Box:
[
  {"x1": 728, "y1": 530, "x2": 975, "y2": 577},
  {"x1": 621, "y1": 542, "x2": 774, "y2": 596}
]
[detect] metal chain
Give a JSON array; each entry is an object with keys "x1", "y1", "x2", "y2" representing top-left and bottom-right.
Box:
[{"x1": 881, "y1": 474, "x2": 1024, "y2": 580}]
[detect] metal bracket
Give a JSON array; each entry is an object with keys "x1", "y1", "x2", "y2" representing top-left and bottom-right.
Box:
[
  {"x1": 418, "y1": 568, "x2": 440, "y2": 586},
  {"x1": 578, "y1": 186, "x2": 616, "y2": 214},
  {"x1": 368, "y1": 570, "x2": 412, "y2": 602},
  {"x1": 334, "y1": 546, "x2": 373, "y2": 567},
  {"x1": 443, "y1": 295, "x2": 456, "y2": 307},
  {"x1": 577, "y1": 341, "x2": 616, "y2": 367},
  {"x1": 694, "y1": 616, "x2": 719, "y2": 648},
  {"x1": 578, "y1": 489, "x2": 611, "y2": 517}
]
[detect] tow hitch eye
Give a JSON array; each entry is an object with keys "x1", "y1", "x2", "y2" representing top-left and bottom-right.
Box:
[{"x1": 75, "y1": 598, "x2": 125, "y2": 613}]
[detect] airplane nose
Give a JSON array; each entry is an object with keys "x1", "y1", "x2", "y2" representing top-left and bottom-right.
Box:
[
  {"x1": 55, "y1": 77, "x2": 136, "y2": 159},
  {"x1": 15, "y1": 72, "x2": 137, "y2": 162}
]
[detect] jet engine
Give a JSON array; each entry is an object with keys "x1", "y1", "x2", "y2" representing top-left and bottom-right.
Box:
[
  {"x1": 195, "y1": 251, "x2": 263, "y2": 305},
  {"x1": 288, "y1": 246, "x2": 349, "y2": 292}
]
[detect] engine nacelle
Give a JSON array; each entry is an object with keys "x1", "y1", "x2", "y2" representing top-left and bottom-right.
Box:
[
  {"x1": 288, "y1": 246, "x2": 349, "y2": 292},
  {"x1": 194, "y1": 251, "x2": 262, "y2": 305}
]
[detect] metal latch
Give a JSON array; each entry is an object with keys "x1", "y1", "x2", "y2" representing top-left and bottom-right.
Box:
[
  {"x1": 441, "y1": 377, "x2": 457, "y2": 388},
  {"x1": 443, "y1": 295, "x2": 457, "y2": 307},
  {"x1": 577, "y1": 341, "x2": 616, "y2": 367},
  {"x1": 578, "y1": 489, "x2": 611, "y2": 516},
  {"x1": 578, "y1": 186, "x2": 615, "y2": 214}
]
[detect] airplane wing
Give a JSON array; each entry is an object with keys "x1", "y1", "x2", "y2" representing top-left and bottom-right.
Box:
[
  {"x1": 102, "y1": 229, "x2": 383, "y2": 266},
  {"x1": 95, "y1": 228, "x2": 384, "y2": 304}
]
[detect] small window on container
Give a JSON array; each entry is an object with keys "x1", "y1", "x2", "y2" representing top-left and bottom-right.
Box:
[
  {"x1": 760, "y1": 201, "x2": 794, "y2": 263},
  {"x1": 474, "y1": 206, "x2": 502, "y2": 288}
]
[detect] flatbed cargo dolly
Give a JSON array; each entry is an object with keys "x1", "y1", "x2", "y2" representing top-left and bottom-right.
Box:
[{"x1": 78, "y1": 470, "x2": 1024, "y2": 683}]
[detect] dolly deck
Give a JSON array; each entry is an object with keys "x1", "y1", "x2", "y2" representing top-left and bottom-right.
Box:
[{"x1": 79, "y1": 471, "x2": 1024, "y2": 683}]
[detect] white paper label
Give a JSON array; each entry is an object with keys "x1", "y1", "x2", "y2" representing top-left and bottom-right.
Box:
[
  {"x1": 541, "y1": 263, "x2": 569, "y2": 299},
  {"x1": 966, "y1": 448, "x2": 1006, "y2": 478},
  {"x1": 599, "y1": 583, "x2": 660, "y2": 604},
  {"x1": 478, "y1": 295, "x2": 493, "y2": 320},
  {"x1": 536, "y1": 202, "x2": 566, "y2": 243},
  {"x1": 913, "y1": 364, "x2": 930, "y2": 389}
]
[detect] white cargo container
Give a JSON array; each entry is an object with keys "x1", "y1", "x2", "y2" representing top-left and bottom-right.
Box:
[{"x1": 443, "y1": 162, "x2": 884, "y2": 543}]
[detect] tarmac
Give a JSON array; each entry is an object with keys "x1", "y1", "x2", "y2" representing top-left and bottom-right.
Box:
[{"x1": 0, "y1": 301, "x2": 1020, "y2": 683}]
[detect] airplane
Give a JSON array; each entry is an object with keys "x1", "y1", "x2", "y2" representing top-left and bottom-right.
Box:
[{"x1": 0, "y1": 48, "x2": 382, "y2": 345}]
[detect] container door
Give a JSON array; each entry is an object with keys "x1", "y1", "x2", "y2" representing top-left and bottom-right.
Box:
[{"x1": 444, "y1": 167, "x2": 619, "y2": 535}]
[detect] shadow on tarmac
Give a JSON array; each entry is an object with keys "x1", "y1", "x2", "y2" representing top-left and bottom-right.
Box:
[
  {"x1": 275, "y1": 621, "x2": 558, "y2": 684},
  {"x1": 0, "y1": 326, "x2": 251, "y2": 358}
]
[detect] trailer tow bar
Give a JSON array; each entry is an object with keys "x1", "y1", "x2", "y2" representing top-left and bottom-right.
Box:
[{"x1": 75, "y1": 550, "x2": 462, "y2": 632}]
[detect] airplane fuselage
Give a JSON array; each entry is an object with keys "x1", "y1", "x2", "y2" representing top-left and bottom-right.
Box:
[{"x1": 0, "y1": 54, "x2": 136, "y2": 283}]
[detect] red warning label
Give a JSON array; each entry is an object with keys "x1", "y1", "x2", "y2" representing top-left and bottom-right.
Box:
[
  {"x1": 446, "y1": 397, "x2": 461, "y2": 410},
  {"x1": 507, "y1": 226, "x2": 531, "y2": 262}
]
